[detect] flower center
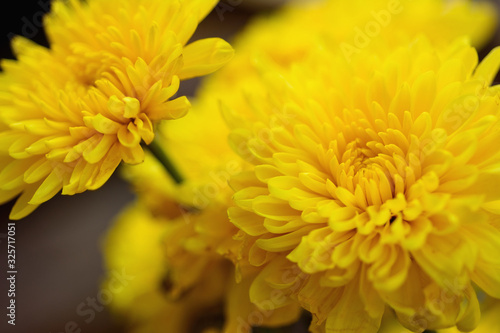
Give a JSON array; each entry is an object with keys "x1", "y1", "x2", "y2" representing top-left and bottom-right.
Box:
[{"x1": 329, "y1": 136, "x2": 400, "y2": 209}]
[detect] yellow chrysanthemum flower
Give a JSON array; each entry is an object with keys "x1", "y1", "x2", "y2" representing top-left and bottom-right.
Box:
[
  {"x1": 0, "y1": 0, "x2": 233, "y2": 219},
  {"x1": 165, "y1": 1, "x2": 498, "y2": 331},
  {"x1": 225, "y1": 36, "x2": 500, "y2": 332}
]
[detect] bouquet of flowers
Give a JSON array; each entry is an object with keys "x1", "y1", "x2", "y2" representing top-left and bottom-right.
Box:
[{"x1": 1, "y1": 0, "x2": 500, "y2": 332}]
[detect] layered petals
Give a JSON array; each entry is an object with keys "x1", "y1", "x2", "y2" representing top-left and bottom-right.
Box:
[
  {"x1": 226, "y1": 37, "x2": 500, "y2": 333},
  {"x1": 0, "y1": 0, "x2": 233, "y2": 219}
]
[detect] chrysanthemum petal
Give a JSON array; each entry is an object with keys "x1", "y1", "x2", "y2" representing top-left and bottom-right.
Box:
[
  {"x1": 85, "y1": 113, "x2": 122, "y2": 134},
  {"x1": 119, "y1": 143, "x2": 145, "y2": 165},
  {"x1": 0, "y1": 188, "x2": 23, "y2": 205},
  {"x1": 228, "y1": 207, "x2": 267, "y2": 236},
  {"x1": 88, "y1": 145, "x2": 122, "y2": 190},
  {"x1": 23, "y1": 159, "x2": 54, "y2": 184},
  {"x1": 83, "y1": 134, "x2": 115, "y2": 164},
  {"x1": 189, "y1": 0, "x2": 219, "y2": 22},
  {"x1": 324, "y1": 279, "x2": 383, "y2": 333},
  {"x1": 28, "y1": 168, "x2": 64, "y2": 205},
  {"x1": 464, "y1": 223, "x2": 500, "y2": 298},
  {"x1": 472, "y1": 46, "x2": 500, "y2": 85},
  {"x1": 179, "y1": 38, "x2": 234, "y2": 80},
  {"x1": 148, "y1": 96, "x2": 190, "y2": 121},
  {"x1": 9, "y1": 186, "x2": 40, "y2": 220},
  {"x1": 456, "y1": 285, "x2": 481, "y2": 332}
]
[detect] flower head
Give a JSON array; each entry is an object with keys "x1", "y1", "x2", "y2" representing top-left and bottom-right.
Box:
[
  {"x1": 102, "y1": 203, "x2": 231, "y2": 333},
  {"x1": 0, "y1": 0, "x2": 233, "y2": 219},
  {"x1": 225, "y1": 36, "x2": 500, "y2": 332},
  {"x1": 45, "y1": 0, "x2": 233, "y2": 120}
]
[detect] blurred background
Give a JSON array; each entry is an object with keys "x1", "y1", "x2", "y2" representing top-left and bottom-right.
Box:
[{"x1": 0, "y1": 1, "x2": 499, "y2": 333}]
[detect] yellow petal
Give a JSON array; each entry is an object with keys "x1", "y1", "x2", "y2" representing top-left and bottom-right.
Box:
[
  {"x1": 472, "y1": 46, "x2": 500, "y2": 85},
  {"x1": 252, "y1": 196, "x2": 300, "y2": 221},
  {"x1": 9, "y1": 135, "x2": 37, "y2": 159},
  {"x1": 85, "y1": 113, "x2": 122, "y2": 134},
  {"x1": 0, "y1": 158, "x2": 35, "y2": 190},
  {"x1": 28, "y1": 168, "x2": 64, "y2": 205},
  {"x1": 410, "y1": 71, "x2": 436, "y2": 118},
  {"x1": 325, "y1": 279, "x2": 383, "y2": 333},
  {"x1": 148, "y1": 95, "x2": 190, "y2": 121},
  {"x1": 233, "y1": 186, "x2": 268, "y2": 211},
  {"x1": 87, "y1": 144, "x2": 121, "y2": 190},
  {"x1": 179, "y1": 38, "x2": 234, "y2": 80},
  {"x1": 228, "y1": 206, "x2": 268, "y2": 236},
  {"x1": 456, "y1": 285, "x2": 480, "y2": 332},
  {"x1": 122, "y1": 97, "x2": 140, "y2": 118},
  {"x1": 464, "y1": 223, "x2": 500, "y2": 298},
  {"x1": 359, "y1": 265, "x2": 386, "y2": 319},
  {"x1": 119, "y1": 143, "x2": 144, "y2": 165},
  {"x1": 83, "y1": 134, "x2": 115, "y2": 164},
  {"x1": 256, "y1": 225, "x2": 316, "y2": 252},
  {"x1": 117, "y1": 123, "x2": 141, "y2": 148},
  {"x1": 23, "y1": 159, "x2": 53, "y2": 184},
  {"x1": 62, "y1": 159, "x2": 88, "y2": 195},
  {"x1": 10, "y1": 185, "x2": 40, "y2": 220},
  {"x1": 106, "y1": 95, "x2": 126, "y2": 119},
  {"x1": 135, "y1": 114, "x2": 154, "y2": 144},
  {"x1": 190, "y1": 0, "x2": 219, "y2": 22},
  {"x1": 0, "y1": 188, "x2": 23, "y2": 205}
]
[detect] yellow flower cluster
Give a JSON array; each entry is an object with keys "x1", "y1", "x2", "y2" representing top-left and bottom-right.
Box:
[
  {"x1": 0, "y1": 0, "x2": 233, "y2": 219},
  {"x1": 4, "y1": 0, "x2": 498, "y2": 332},
  {"x1": 101, "y1": 0, "x2": 500, "y2": 332}
]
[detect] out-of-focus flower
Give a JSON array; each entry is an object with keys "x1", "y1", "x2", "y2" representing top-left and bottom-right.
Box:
[
  {"x1": 0, "y1": 0, "x2": 233, "y2": 220},
  {"x1": 210, "y1": 0, "x2": 496, "y2": 97},
  {"x1": 106, "y1": 102, "x2": 302, "y2": 332},
  {"x1": 102, "y1": 203, "x2": 231, "y2": 333},
  {"x1": 225, "y1": 35, "x2": 500, "y2": 332}
]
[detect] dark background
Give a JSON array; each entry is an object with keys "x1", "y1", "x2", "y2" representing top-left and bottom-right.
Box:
[{"x1": 0, "y1": 1, "x2": 499, "y2": 333}]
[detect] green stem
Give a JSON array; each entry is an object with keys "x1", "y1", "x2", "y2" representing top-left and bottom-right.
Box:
[{"x1": 146, "y1": 139, "x2": 184, "y2": 185}]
